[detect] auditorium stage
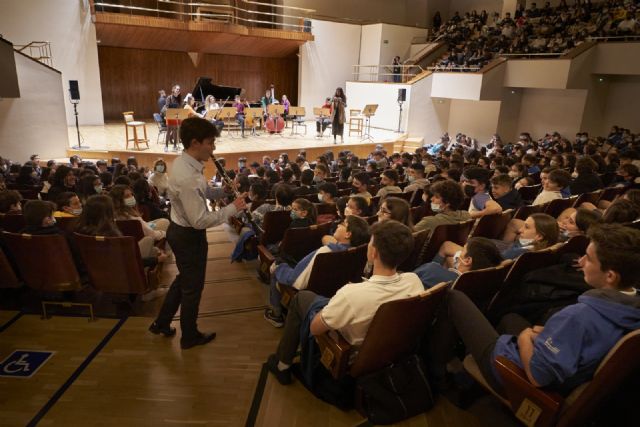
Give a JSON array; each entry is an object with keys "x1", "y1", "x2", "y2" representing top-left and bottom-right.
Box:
[{"x1": 66, "y1": 122, "x2": 406, "y2": 176}]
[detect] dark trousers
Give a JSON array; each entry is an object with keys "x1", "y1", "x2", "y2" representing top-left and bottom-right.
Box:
[
  {"x1": 155, "y1": 222, "x2": 208, "y2": 342},
  {"x1": 429, "y1": 290, "x2": 507, "y2": 394},
  {"x1": 276, "y1": 290, "x2": 317, "y2": 365}
]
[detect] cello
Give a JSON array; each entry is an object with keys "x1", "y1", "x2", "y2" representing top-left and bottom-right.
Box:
[{"x1": 265, "y1": 103, "x2": 285, "y2": 134}]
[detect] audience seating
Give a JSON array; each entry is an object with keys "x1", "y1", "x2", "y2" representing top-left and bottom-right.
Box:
[
  {"x1": 415, "y1": 219, "x2": 475, "y2": 266},
  {"x1": 410, "y1": 188, "x2": 424, "y2": 207},
  {"x1": 316, "y1": 282, "x2": 448, "y2": 381},
  {"x1": 572, "y1": 190, "x2": 602, "y2": 208},
  {"x1": 314, "y1": 202, "x2": 337, "y2": 217},
  {"x1": 116, "y1": 219, "x2": 146, "y2": 242},
  {"x1": 517, "y1": 185, "x2": 542, "y2": 203},
  {"x1": 0, "y1": 214, "x2": 26, "y2": 233},
  {"x1": 451, "y1": 260, "x2": 514, "y2": 313},
  {"x1": 73, "y1": 233, "x2": 153, "y2": 295},
  {"x1": 411, "y1": 205, "x2": 425, "y2": 224},
  {"x1": 544, "y1": 196, "x2": 578, "y2": 218},
  {"x1": 397, "y1": 229, "x2": 430, "y2": 272},
  {"x1": 0, "y1": 247, "x2": 20, "y2": 288},
  {"x1": 464, "y1": 329, "x2": 640, "y2": 427},
  {"x1": 2, "y1": 232, "x2": 82, "y2": 292},
  {"x1": 56, "y1": 216, "x2": 79, "y2": 233},
  {"x1": 386, "y1": 192, "x2": 413, "y2": 203},
  {"x1": 280, "y1": 243, "x2": 369, "y2": 307},
  {"x1": 255, "y1": 210, "x2": 292, "y2": 282},
  {"x1": 514, "y1": 203, "x2": 548, "y2": 220},
  {"x1": 470, "y1": 210, "x2": 514, "y2": 240},
  {"x1": 598, "y1": 186, "x2": 625, "y2": 203}
]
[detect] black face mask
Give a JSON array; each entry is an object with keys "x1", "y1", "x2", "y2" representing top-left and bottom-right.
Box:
[{"x1": 464, "y1": 184, "x2": 476, "y2": 198}]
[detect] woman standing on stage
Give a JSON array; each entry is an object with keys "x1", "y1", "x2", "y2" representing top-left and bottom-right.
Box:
[{"x1": 330, "y1": 87, "x2": 346, "y2": 144}]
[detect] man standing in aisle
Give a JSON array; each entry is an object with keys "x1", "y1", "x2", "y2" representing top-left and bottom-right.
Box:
[{"x1": 149, "y1": 117, "x2": 247, "y2": 349}]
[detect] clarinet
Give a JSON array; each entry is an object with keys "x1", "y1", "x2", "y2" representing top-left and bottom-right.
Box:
[{"x1": 210, "y1": 154, "x2": 263, "y2": 236}]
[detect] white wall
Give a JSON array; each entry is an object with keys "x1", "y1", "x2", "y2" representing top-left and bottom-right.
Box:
[
  {"x1": 0, "y1": 0, "x2": 104, "y2": 125},
  {"x1": 379, "y1": 24, "x2": 428, "y2": 66},
  {"x1": 431, "y1": 73, "x2": 484, "y2": 100},
  {"x1": 515, "y1": 88, "x2": 587, "y2": 139},
  {"x1": 599, "y1": 76, "x2": 640, "y2": 135},
  {"x1": 359, "y1": 25, "x2": 383, "y2": 81},
  {"x1": 448, "y1": 99, "x2": 501, "y2": 143},
  {"x1": 298, "y1": 20, "x2": 362, "y2": 120},
  {"x1": 346, "y1": 81, "x2": 411, "y2": 131},
  {"x1": 407, "y1": 74, "x2": 450, "y2": 144},
  {"x1": 0, "y1": 52, "x2": 68, "y2": 161}
]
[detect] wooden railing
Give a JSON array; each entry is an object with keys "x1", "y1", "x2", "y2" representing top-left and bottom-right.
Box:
[{"x1": 14, "y1": 41, "x2": 53, "y2": 68}]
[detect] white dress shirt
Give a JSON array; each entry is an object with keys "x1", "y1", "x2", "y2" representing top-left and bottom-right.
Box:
[{"x1": 168, "y1": 152, "x2": 237, "y2": 229}]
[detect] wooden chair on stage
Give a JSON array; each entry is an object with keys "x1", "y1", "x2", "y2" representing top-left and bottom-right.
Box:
[
  {"x1": 123, "y1": 111, "x2": 149, "y2": 150},
  {"x1": 348, "y1": 109, "x2": 363, "y2": 137}
]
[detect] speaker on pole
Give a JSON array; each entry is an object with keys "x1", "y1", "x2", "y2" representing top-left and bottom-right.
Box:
[
  {"x1": 69, "y1": 80, "x2": 80, "y2": 101},
  {"x1": 397, "y1": 88, "x2": 406, "y2": 103}
]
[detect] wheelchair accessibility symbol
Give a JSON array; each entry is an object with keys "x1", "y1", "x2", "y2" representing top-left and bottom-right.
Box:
[{"x1": 0, "y1": 350, "x2": 54, "y2": 378}]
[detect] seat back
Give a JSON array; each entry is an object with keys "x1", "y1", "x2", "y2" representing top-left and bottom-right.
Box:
[
  {"x1": 73, "y1": 233, "x2": 147, "y2": 294},
  {"x1": 2, "y1": 232, "x2": 81, "y2": 291},
  {"x1": 514, "y1": 203, "x2": 547, "y2": 220},
  {"x1": 557, "y1": 235, "x2": 589, "y2": 257},
  {"x1": 314, "y1": 202, "x2": 336, "y2": 216},
  {"x1": 559, "y1": 330, "x2": 640, "y2": 427},
  {"x1": 116, "y1": 219, "x2": 145, "y2": 242},
  {"x1": 416, "y1": 219, "x2": 475, "y2": 266},
  {"x1": 350, "y1": 283, "x2": 448, "y2": 377},
  {"x1": 397, "y1": 229, "x2": 429, "y2": 272},
  {"x1": 279, "y1": 222, "x2": 332, "y2": 263},
  {"x1": 572, "y1": 190, "x2": 602, "y2": 208},
  {"x1": 123, "y1": 111, "x2": 135, "y2": 123},
  {"x1": 306, "y1": 243, "x2": 368, "y2": 298},
  {"x1": 410, "y1": 188, "x2": 424, "y2": 207},
  {"x1": 259, "y1": 210, "x2": 292, "y2": 246},
  {"x1": 0, "y1": 247, "x2": 20, "y2": 288},
  {"x1": 470, "y1": 210, "x2": 514, "y2": 240},
  {"x1": 517, "y1": 185, "x2": 541, "y2": 203},
  {"x1": 386, "y1": 192, "x2": 412, "y2": 202},
  {"x1": 598, "y1": 186, "x2": 624, "y2": 203},
  {"x1": 153, "y1": 113, "x2": 166, "y2": 128},
  {"x1": 451, "y1": 261, "x2": 513, "y2": 313},
  {"x1": 0, "y1": 214, "x2": 26, "y2": 233},
  {"x1": 56, "y1": 216, "x2": 80, "y2": 233},
  {"x1": 544, "y1": 197, "x2": 577, "y2": 218},
  {"x1": 410, "y1": 205, "x2": 425, "y2": 224}
]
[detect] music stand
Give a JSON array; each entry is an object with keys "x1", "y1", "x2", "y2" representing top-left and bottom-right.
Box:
[
  {"x1": 215, "y1": 107, "x2": 238, "y2": 138},
  {"x1": 246, "y1": 108, "x2": 264, "y2": 136},
  {"x1": 288, "y1": 106, "x2": 307, "y2": 136},
  {"x1": 361, "y1": 104, "x2": 378, "y2": 142},
  {"x1": 165, "y1": 108, "x2": 191, "y2": 149},
  {"x1": 204, "y1": 108, "x2": 222, "y2": 121}
]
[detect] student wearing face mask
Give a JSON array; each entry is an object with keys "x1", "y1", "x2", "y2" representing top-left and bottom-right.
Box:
[
  {"x1": 501, "y1": 213, "x2": 559, "y2": 259},
  {"x1": 558, "y1": 208, "x2": 600, "y2": 242},
  {"x1": 414, "y1": 237, "x2": 503, "y2": 289},
  {"x1": 54, "y1": 192, "x2": 83, "y2": 218},
  {"x1": 414, "y1": 180, "x2": 471, "y2": 235},
  {"x1": 404, "y1": 163, "x2": 429, "y2": 193},
  {"x1": 316, "y1": 183, "x2": 338, "y2": 225},
  {"x1": 462, "y1": 167, "x2": 503, "y2": 219},
  {"x1": 148, "y1": 160, "x2": 169, "y2": 197},
  {"x1": 289, "y1": 198, "x2": 316, "y2": 228},
  {"x1": 20, "y1": 200, "x2": 61, "y2": 235}
]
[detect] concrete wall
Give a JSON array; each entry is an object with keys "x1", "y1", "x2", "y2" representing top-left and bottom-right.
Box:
[
  {"x1": 359, "y1": 25, "x2": 382, "y2": 80},
  {"x1": 598, "y1": 76, "x2": 640, "y2": 135},
  {"x1": 407, "y1": 74, "x2": 450, "y2": 144},
  {"x1": 515, "y1": 88, "x2": 588, "y2": 139},
  {"x1": 0, "y1": 52, "x2": 68, "y2": 161},
  {"x1": 298, "y1": 20, "x2": 362, "y2": 120},
  {"x1": 448, "y1": 99, "x2": 502, "y2": 142},
  {"x1": 0, "y1": 0, "x2": 104, "y2": 125},
  {"x1": 504, "y1": 59, "x2": 571, "y2": 89},
  {"x1": 379, "y1": 24, "x2": 429, "y2": 65},
  {"x1": 346, "y1": 82, "x2": 412, "y2": 131},
  {"x1": 431, "y1": 73, "x2": 484, "y2": 100}
]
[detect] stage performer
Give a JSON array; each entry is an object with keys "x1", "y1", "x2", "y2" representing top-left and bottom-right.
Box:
[
  {"x1": 233, "y1": 95, "x2": 248, "y2": 138},
  {"x1": 330, "y1": 87, "x2": 347, "y2": 144},
  {"x1": 204, "y1": 95, "x2": 224, "y2": 134},
  {"x1": 149, "y1": 117, "x2": 247, "y2": 349},
  {"x1": 164, "y1": 85, "x2": 182, "y2": 152},
  {"x1": 316, "y1": 97, "x2": 332, "y2": 137}
]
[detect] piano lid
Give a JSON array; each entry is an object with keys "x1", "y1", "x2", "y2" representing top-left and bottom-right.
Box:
[{"x1": 192, "y1": 77, "x2": 242, "y2": 103}]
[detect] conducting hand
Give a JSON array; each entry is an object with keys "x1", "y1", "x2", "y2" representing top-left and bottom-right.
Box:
[{"x1": 233, "y1": 193, "x2": 248, "y2": 211}]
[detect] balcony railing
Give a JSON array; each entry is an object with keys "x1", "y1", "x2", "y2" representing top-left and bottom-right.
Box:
[
  {"x1": 91, "y1": 0, "x2": 315, "y2": 32},
  {"x1": 352, "y1": 64, "x2": 424, "y2": 83},
  {"x1": 14, "y1": 41, "x2": 53, "y2": 68}
]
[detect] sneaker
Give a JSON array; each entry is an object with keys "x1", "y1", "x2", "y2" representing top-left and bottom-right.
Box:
[
  {"x1": 180, "y1": 331, "x2": 216, "y2": 350},
  {"x1": 148, "y1": 321, "x2": 176, "y2": 337},
  {"x1": 264, "y1": 308, "x2": 285, "y2": 328},
  {"x1": 266, "y1": 354, "x2": 292, "y2": 385}
]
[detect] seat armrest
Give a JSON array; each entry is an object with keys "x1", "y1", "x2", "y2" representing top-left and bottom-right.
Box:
[
  {"x1": 495, "y1": 356, "x2": 564, "y2": 427},
  {"x1": 316, "y1": 330, "x2": 352, "y2": 380},
  {"x1": 257, "y1": 244, "x2": 275, "y2": 264}
]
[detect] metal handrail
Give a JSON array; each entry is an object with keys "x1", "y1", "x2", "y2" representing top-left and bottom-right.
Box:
[
  {"x1": 352, "y1": 64, "x2": 424, "y2": 82},
  {"x1": 93, "y1": 0, "x2": 314, "y2": 32},
  {"x1": 14, "y1": 41, "x2": 53, "y2": 68},
  {"x1": 587, "y1": 35, "x2": 640, "y2": 41},
  {"x1": 428, "y1": 66, "x2": 481, "y2": 72}
]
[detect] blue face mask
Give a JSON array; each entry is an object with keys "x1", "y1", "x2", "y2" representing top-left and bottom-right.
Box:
[{"x1": 290, "y1": 211, "x2": 299, "y2": 220}]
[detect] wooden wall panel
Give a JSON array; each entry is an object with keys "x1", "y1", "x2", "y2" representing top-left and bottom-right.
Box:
[{"x1": 98, "y1": 46, "x2": 298, "y2": 121}]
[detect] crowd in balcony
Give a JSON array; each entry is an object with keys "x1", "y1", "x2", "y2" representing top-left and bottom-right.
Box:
[{"x1": 432, "y1": 0, "x2": 640, "y2": 71}]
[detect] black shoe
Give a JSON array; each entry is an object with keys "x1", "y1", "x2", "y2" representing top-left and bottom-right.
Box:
[
  {"x1": 180, "y1": 331, "x2": 216, "y2": 349},
  {"x1": 148, "y1": 321, "x2": 176, "y2": 337},
  {"x1": 266, "y1": 354, "x2": 292, "y2": 385}
]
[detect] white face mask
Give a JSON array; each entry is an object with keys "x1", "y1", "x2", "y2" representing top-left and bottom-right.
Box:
[
  {"x1": 452, "y1": 250, "x2": 462, "y2": 271},
  {"x1": 519, "y1": 237, "x2": 535, "y2": 246},
  {"x1": 431, "y1": 202, "x2": 442, "y2": 213},
  {"x1": 124, "y1": 197, "x2": 136, "y2": 207},
  {"x1": 317, "y1": 193, "x2": 324, "y2": 202},
  {"x1": 571, "y1": 171, "x2": 578, "y2": 178},
  {"x1": 155, "y1": 165, "x2": 165, "y2": 173},
  {"x1": 71, "y1": 207, "x2": 83, "y2": 216},
  {"x1": 344, "y1": 206, "x2": 353, "y2": 217},
  {"x1": 94, "y1": 185, "x2": 103, "y2": 194}
]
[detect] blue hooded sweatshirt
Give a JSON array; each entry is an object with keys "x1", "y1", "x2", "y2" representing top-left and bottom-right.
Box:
[{"x1": 493, "y1": 288, "x2": 640, "y2": 390}]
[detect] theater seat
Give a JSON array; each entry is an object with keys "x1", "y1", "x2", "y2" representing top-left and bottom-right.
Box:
[
  {"x1": 0, "y1": 246, "x2": 20, "y2": 288},
  {"x1": 451, "y1": 260, "x2": 514, "y2": 313},
  {"x1": 415, "y1": 219, "x2": 475, "y2": 266},
  {"x1": 470, "y1": 209, "x2": 514, "y2": 240}
]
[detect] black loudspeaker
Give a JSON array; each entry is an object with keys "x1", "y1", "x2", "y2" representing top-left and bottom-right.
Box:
[
  {"x1": 69, "y1": 80, "x2": 80, "y2": 101},
  {"x1": 398, "y1": 88, "x2": 406, "y2": 102}
]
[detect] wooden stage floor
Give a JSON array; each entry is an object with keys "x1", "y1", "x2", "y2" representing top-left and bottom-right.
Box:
[{"x1": 0, "y1": 227, "x2": 519, "y2": 426}]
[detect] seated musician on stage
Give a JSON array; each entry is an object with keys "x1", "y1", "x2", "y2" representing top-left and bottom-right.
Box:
[
  {"x1": 376, "y1": 169, "x2": 403, "y2": 199},
  {"x1": 428, "y1": 224, "x2": 640, "y2": 397},
  {"x1": 232, "y1": 95, "x2": 247, "y2": 138},
  {"x1": 204, "y1": 95, "x2": 224, "y2": 134},
  {"x1": 183, "y1": 94, "x2": 203, "y2": 118},
  {"x1": 281, "y1": 95, "x2": 290, "y2": 122},
  {"x1": 261, "y1": 89, "x2": 274, "y2": 121},
  {"x1": 266, "y1": 220, "x2": 424, "y2": 385},
  {"x1": 264, "y1": 215, "x2": 371, "y2": 328},
  {"x1": 316, "y1": 97, "x2": 332, "y2": 137}
]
